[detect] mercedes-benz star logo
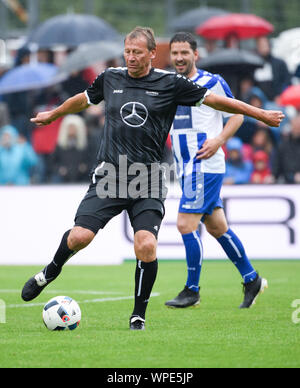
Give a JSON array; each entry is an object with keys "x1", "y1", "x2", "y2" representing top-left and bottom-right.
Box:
[{"x1": 120, "y1": 102, "x2": 148, "y2": 128}]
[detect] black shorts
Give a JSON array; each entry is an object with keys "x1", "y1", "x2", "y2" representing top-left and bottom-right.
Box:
[{"x1": 74, "y1": 182, "x2": 165, "y2": 238}]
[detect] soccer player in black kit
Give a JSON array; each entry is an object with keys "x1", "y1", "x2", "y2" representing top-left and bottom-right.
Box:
[{"x1": 22, "y1": 27, "x2": 284, "y2": 330}]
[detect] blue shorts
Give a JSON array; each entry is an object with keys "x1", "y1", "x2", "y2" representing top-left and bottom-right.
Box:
[{"x1": 178, "y1": 172, "x2": 224, "y2": 215}]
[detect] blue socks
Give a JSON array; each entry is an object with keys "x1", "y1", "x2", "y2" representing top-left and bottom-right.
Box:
[
  {"x1": 182, "y1": 231, "x2": 203, "y2": 292},
  {"x1": 182, "y1": 228, "x2": 257, "y2": 289},
  {"x1": 217, "y1": 228, "x2": 257, "y2": 283}
]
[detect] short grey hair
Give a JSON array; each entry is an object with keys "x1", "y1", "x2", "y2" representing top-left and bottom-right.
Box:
[{"x1": 125, "y1": 26, "x2": 156, "y2": 51}]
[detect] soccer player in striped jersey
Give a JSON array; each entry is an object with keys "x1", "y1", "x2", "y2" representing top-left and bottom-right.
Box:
[{"x1": 165, "y1": 32, "x2": 268, "y2": 309}]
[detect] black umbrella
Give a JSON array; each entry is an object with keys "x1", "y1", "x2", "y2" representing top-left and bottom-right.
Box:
[
  {"x1": 27, "y1": 13, "x2": 120, "y2": 49},
  {"x1": 169, "y1": 6, "x2": 228, "y2": 33},
  {"x1": 198, "y1": 49, "x2": 264, "y2": 97},
  {"x1": 198, "y1": 48, "x2": 264, "y2": 72}
]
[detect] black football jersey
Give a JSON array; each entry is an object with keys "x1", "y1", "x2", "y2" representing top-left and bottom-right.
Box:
[{"x1": 85, "y1": 67, "x2": 208, "y2": 167}]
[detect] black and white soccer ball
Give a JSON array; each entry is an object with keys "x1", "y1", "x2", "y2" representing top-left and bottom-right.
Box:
[{"x1": 42, "y1": 296, "x2": 81, "y2": 331}]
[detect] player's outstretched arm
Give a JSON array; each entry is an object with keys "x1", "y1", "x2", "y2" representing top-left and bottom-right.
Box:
[
  {"x1": 203, "y1": 92, "x2": 285, "y2": 127},
  {"x1": 30, "y1": 92, "x2": 89, "y2": 127}
]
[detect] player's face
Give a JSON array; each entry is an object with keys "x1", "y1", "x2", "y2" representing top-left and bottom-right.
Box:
[
  {"x1": 170, "y1": 41, "x2": 198, "y2": 78},
  {"x1": 124, "y1": 37, "x2": 156, "y2": 78}
]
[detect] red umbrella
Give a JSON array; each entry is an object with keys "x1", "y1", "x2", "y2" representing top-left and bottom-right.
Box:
[
  {"x1": 196, "y1": 13, "x2": 274, "y2": 40},
  {"x1": 278, "y1": 85, "x2": 300, "y2": 109}
]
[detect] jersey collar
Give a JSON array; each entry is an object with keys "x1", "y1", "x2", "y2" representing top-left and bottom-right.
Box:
[{"x1": 126, "y1": 67, "x2": 154, "y2": 81}]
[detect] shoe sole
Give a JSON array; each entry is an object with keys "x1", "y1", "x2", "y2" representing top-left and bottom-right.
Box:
[
  {"x1": 165, "y1": 300, "x2": 200, "y2": 309},
  {"x1": 130, "y1": 326, "x2": 145, "y2": 331},
  {"x1": 249, "y1": 278, "x2": 268, "y2": 308}
]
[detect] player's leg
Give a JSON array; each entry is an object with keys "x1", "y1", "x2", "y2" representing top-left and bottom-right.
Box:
[
  {"x1": 21, "y1": 226, "x2": 95, "y2": 301},
  {"x1": 129, "y1": 205, "x2": 163, "y2": 330},
  {"x1": 131, "y1": 229, "x2": 158, "y2": 329},
  {"x1": 165, "y1": 170, "x2": 212, "y2": 308},
  {"x1": 42, "y1": 226, "x2": 95, "y2": 282},
  {"x1": 165, "y1": 212, "x2": 203, "y2": 308},
  {"x1": 177, "y1": 212, "x2": 204, "y2": 294},
  {"x1": 21, "y1": 181, "x2": 111, "y2": 302},
  {"x1": 204, "y1": 207, "x2": 257, "y2": 282},
  {"x1": 204, "y1": 207, "x2": 268, "y2": 308}
]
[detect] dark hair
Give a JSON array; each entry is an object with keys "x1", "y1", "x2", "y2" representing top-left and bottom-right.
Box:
[
  {"x1": 125, "y1": 26, "x2": 156, "y2": 51},
  {"x1": 169, "y1": 32, "x2": 197, "y2": 51}
]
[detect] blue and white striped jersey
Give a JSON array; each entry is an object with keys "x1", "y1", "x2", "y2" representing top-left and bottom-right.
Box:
[{"x1": 170, "y1": 69, "x2": 234, "y2": 176}]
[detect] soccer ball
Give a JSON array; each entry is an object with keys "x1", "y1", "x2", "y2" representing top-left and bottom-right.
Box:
[{"x1": 42, "y1": 296, "x2": 81, "y2": 331}]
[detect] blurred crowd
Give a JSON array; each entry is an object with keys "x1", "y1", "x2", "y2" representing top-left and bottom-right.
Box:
[
  {"x1": 220, "y1": 35, "x2": 300, "y2": 185},
  {"x1": 0, "y1": 35, "x2": 300, "y2": 186}
]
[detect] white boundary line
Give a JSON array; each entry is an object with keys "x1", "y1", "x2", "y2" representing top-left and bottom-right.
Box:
[
  {"x1": 6, "y1": 292, "x2": 160, "y2": 309},
  {"x1": 0, "y1": 289, "x2": 123, "y2": 295}
]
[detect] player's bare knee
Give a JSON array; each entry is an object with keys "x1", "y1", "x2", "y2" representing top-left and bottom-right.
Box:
[
  {"x1": 206, "y1": 224, "x2": 227, "y2": 239},
  {"x1": 177, "y1": 219, "x2": 194, "y2": 235},
  {"x1": 68, "y1": 227, "x2": 95, "y2": 251},
  {"x1": 204, "y1": 209, "x2": 228, "y2": 239},
  {"x1": 136, "y1": 240, "x2": 156, "y2": 263},
  {"x1": 134, "y1": 231, "x2": 157, "y2": 263}
]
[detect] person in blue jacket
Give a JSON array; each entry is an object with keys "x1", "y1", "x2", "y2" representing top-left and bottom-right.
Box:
[
  {"x1": 223, "y1": 137, "x2": 253, "y2": 185},
  {"x1": 0, "y1": 125, "x2": 38, "y2": 185}
]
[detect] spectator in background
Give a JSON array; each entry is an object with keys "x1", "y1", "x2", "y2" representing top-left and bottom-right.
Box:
[
  {"x1": 251, "y1": 127, "x2": 273, "y2": 154},
  {"x1": 250, "y1": 127, "x2": 275, "y2": 161},
  {"x1": 236, "y1": 86, "x2": 270, "y2": 144},
  {"x1": 250, "y1": 150, "x2": 273, "y2": 184},
  {"x1": 0, "y1": 125, "x2": 38, "y2": 185},
  {"x1": 239, "y1": 76, "x2": 255, "y2": 102},
  {"x1": 61, "y1": 70, "x2": 90, "y2": 100},
  {"x1": 0, "y1": 102, "x2": 10, "y2": 127},
  {"x1": 14, "y1": 46, "x2": 30, "y2": 66},
  {"x1": 37, "y1": 49, "x2": 54, "y2": 64},
  {"x1": 204, "y1": 38, "x2": 218, "y2": 55},
  {"x1": 272, "y1": 113, "x2": 300, "y2": 184},
  {"x1": 50, "y1": 115, "x2": 89, "y2": 183},
  {"x1": 294, "y1": 64, "x2": 300, "y2": 82},
  {"x1": 82, "y1": 104, "x2": 104, "y2": 171},
  {"x1": 2, "y1": 46, "x2": 33, "y2": 140},
  {"x1": 224, "y1": 32, "x2": 240, "y2": 49},
  {"x1": 236, "y1": 86, "x2": 286, "y2": 144},
  {"x1": 0, "y1": 64, "x2": 9, "y2": 81},
  {"x1": 224, "y1": 137, "x2": 253, "y2": 185},
  {"x1": 254, "y1": 36, "x2": 291, "y2": 101},
  {"x1": 2, "y1": 90, "x2": 34, "y2": 141},
  {"x1": 31, "y1": 84, "x2": 68, "y2": 184}
]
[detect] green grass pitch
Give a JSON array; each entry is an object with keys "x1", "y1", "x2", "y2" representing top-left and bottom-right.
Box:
[{"x1": 0, "y1": 260, "x2": 299, "y2": 368}]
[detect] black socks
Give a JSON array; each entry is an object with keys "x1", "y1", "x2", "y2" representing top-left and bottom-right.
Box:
[
  {"x1": 42, "y1": 232, "x2": 158, "y2": 322},
  {"x1": 132, "y1": 259, "x2": 158, "y2": 320},
  {"x1": 43, "y1": 230, "x2": 76, "y2": 282}
]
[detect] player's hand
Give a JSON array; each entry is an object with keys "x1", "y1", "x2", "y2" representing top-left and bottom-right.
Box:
[
  {"x1": 196, "y1": 138, "x2": 222, "y2": 159},
  {"x1": 262, "y1": 110, "x2": 285, "y2": 127},
  {"x1": 30, "y1": 111, "x2": 55, "y2": 127}
]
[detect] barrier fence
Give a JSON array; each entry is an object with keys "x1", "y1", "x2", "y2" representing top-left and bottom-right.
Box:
[{"x1": 0, "y1": 183, "x2": 299, "y2": 265}]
